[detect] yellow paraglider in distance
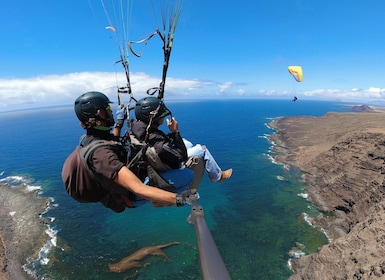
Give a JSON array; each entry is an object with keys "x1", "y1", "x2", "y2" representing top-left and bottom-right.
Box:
[{"x1": 288, "y1": 66, "x2": 303, "y2": 82}]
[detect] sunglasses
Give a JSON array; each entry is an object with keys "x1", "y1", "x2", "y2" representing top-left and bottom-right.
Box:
[{"x1": 105, "y1": 105, "x2": 111, "y2": 111}]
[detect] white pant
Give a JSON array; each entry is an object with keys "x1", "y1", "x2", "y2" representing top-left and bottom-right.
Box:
[{"x1": 183, "y1": 139, "x2": 222, "y2": 182}]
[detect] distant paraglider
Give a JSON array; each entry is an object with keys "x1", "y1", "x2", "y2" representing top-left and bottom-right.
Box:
[
  {"x1": 105, "y1": 26, "x2": 116, "y2": 32},
  {"x1": 288, "y1": 66, "x2": 303, "y2": 82},
  {"x1": 288, "y1": 66, "x2": 303, "y2": 101}
]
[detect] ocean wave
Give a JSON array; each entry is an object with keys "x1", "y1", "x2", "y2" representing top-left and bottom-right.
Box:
[
  {"x1": 23, "y1": 225, "x2": 58, "y2": 277},
  {"x1": 301, "y1": 212, "x2": 332, "y2": 242},
  {"x1": 264, "y1": 152, "x2": 290, "y2": 171},
  {"x1": 259, "y1": 133, "x2": 274, "y2": 145},
  {"x1": 265, "y1": 124, "x2": 272, "y2": 130},
  {"x1": 0, "y1": 174, "x2": 42, "y2": 192},
  {"x1": 287, "y1": 242, "x2": 306, "y2": 271},
  {"x1": 40, "y1": 227, "x2": 58, "y2": 265},
  {"x1": 297, "y1": 193, "x2": 308, "y2": 199},
  {"x1": 24, "y1": 212, "x2": 59, "y2": 274}
]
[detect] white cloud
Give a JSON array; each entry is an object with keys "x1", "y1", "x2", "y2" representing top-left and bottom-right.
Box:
[
  {"x1": 0, "y1": 72, "x2": 216, "y2": 112},
  {"x1": 1, "y1": 72, "x2": 385, "y2": 112},
  {"x1": 237, "y1": 89, "x2": 245, "y2": 96},
  {"x1": 301, "y1": 88, "x2": 385, "y2": 102},
  {"x1": 218, "y1": 82, "x2": 233, "y2": 93}
]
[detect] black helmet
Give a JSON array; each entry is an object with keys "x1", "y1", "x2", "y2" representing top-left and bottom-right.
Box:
[
  {"x1": 74, "y1": 91, "x2": 112, "y2": 123},
  {"x1": 135, "y1": 97, "x2": 171, "y2": 123}
]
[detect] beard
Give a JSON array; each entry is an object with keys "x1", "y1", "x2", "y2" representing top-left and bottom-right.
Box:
[{"x1": 105, "y1": 116, "x2": 115, "y2": 127}]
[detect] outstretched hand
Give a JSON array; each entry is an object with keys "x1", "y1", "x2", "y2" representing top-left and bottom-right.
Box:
[{"x1": 176, "y1": 189, "x2": 200, "y2": 207}]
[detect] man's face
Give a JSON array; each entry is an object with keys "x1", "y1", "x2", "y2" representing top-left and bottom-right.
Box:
[{"x1": 105, "y1": 105, "x2": 115, "y2": 127}]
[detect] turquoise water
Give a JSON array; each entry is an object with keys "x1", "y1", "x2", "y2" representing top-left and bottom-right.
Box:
[{"x1": 0, "y1": 99, "x2": 350, "y2": 279}]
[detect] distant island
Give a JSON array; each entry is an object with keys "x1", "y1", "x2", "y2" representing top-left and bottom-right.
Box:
[{"x1": 347, "y1": 104, "x2": 374, "y2": 112}]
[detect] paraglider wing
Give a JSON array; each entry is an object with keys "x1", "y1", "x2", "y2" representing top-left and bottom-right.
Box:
[
  {"x1": 288, "y1": 66, "x2": 303, "y2": 82},
  {"x1": 98, "y1": 0, "x2": 183, "y2": 100},
  {"x1": 105, "y1": 26, "x2": 116, "y2": 33}
]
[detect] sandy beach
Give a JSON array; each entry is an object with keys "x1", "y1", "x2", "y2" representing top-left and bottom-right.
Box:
[
  {"x1": 269, "y1": 107, "x2": 385, "y2": 279},
  {"x1": 0, "y1": 184, "x2": 51, "y2": 280}
]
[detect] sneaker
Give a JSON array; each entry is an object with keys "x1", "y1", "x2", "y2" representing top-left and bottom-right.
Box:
[{"x1": 218, "y1": 169, "x2": 232, "y2": 183}]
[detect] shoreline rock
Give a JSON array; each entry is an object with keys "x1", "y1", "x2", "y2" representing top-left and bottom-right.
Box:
[
  {"x1": 269, "y1": 109, "x2": 385, "y2": 279},
  {"x1": 0, "y1": 184, "x2": 51, "y2": 280}
]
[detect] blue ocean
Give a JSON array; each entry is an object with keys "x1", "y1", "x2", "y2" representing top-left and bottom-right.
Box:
[{"x1": 0, "y1": 99, "x2": 351, "y2": 279}]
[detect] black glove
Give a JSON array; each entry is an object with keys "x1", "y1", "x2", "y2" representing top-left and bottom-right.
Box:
[{"x1": 176, "y1": 189, "x2": 199, "y2": 207}]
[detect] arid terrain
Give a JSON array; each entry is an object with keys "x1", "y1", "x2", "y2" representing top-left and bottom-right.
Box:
[
  {"x1": 269, "y1": 108, "x2": 385, "y2": 279},
  {"x1": 0, "y1": 185, "x2": 50, "y2": 280}
]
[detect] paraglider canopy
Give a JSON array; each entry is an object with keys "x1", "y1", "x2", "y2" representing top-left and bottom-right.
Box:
[
  {"x1": 105, "y1": 26, "x2": 116, "y2": 33},
  {"x1": 288, "y1": 66, "x2": 303, "y2": 82}
]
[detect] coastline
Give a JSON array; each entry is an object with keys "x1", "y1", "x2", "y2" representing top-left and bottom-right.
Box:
[
  {"x1": 0, "y1": 104, "x2": 383, "y2": 279},
  {"x1": 269, "y1": 109, "x2": 385, "y2": 279},
  {"x1": 0, "y1": 184, "x2": 51, "y2": 280}
]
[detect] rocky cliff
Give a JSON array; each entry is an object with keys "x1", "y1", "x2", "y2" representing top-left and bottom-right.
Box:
[{"x1": 269, "y1": 110, "x2": 385, "y2": 279}]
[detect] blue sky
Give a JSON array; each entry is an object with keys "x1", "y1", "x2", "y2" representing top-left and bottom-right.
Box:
[{"x1": 1, "y1": 0, "x2": 385, "y2": 112}]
